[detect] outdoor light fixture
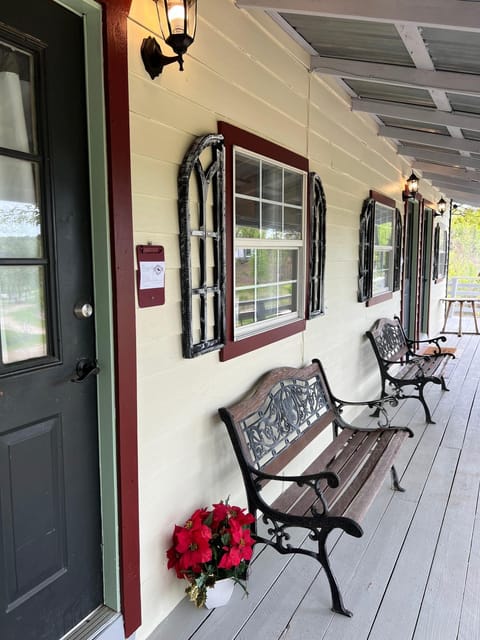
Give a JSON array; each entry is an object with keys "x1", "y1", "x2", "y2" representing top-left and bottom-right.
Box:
[
  {"x1": 403, "y1": 171, "x2": 419, "y2": 200},
  {"x1": 141, "y1": 0, "x2": 197, "y2": 79},
  {"x1": 435, "y1": 197, "x2": 447, "y2": 216}
]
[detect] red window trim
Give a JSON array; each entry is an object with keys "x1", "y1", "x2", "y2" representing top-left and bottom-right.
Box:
[
  {"x1": 366, "y1": 291, "x2": 393, "y2": 307},
  {"x1": 364, "y1": 190, "x2": 396, "y2": 307},
  {"x1": 218, "y1": 122, "x2": 308, "y2": 361},
  {"x1": 369, "y1": 190, "x2": 395, "y2": 208},
  {"x1": 95, "y1": 1, "x2": 140, "y2": 637}
]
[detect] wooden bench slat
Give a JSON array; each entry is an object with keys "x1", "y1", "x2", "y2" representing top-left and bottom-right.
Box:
[
  {"x1": 343, "y1": 430, "x2": 410, "y2": 523},
  {"x1": 329, "y1": 430, "x2": 400, "y2": 518},
  {"x1": 271, "y1": 427, "x2": 354, "y2": 515},
  {"x1": 323, "y1": 431, "x2": 393, "y2": 509},
  {"x1": 274, "y1": 431, "x2": 372, "y2": 518}
]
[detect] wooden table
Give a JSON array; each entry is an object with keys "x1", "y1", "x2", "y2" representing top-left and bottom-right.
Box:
[{"x1": 441, "y1": 298, "x2": 480, "y2": 336}]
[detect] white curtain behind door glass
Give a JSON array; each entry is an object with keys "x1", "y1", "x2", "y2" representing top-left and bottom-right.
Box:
[
  {"x1": 0, "y1": 46, "x2": 35, "y2": 203},
  {"x1": 0, "y1": 46, "x2": 46, "y2": 363}
]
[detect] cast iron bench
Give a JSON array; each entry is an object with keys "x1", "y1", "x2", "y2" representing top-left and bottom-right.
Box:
[
  {"x1": 218, "y1": 359, "x2": 413, "y2": 617},
  {"x1": 366, "y1": 317, "x2": 455, "y2": 424}
]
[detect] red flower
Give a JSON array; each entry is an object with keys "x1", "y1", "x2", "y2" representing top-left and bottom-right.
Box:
[
  {"x1": 212, "y1": 502, "x2": 255, "y2": 530},
  {"x1": 174, "y1": 521, "x2": 212, "y2": 570},
  {"x1": 166, "y1": 500, "x2": 255, "y2": 602},
  {"x1": 166, "y1": 545, "x2": 184, "y2": 579},
  {"x1": 186, "y1": 508, "x2": 210, "y2": 527},
  {"x1": 217, "y1": 519, "x2": 254, "y2": 569}
]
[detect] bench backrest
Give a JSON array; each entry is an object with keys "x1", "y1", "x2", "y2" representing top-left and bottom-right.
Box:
[
  {"x1": 366, "y1": 317, "x2": 409, "y2": 364},
  {"x1": 218, "y1": 360, "x2": 337, "y2": 489}
]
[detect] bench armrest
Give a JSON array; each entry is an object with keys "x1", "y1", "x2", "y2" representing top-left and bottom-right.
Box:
[
  {"x1": 249, "y1": 466, "x2": 339, "y2": 488},
  {"x1": 249, "y1": 466, "x2": 340, "y2": 517},
  {"x1": 332, "y1": 394, "x2": 399, "y2": 429},
  {"x1": 406, "y1": 335, "x2": 447, "y2": 353}
]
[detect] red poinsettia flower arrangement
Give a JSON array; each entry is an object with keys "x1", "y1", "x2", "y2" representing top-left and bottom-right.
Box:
[{"x1": 166, "y1": 500, "x2": 255, "y2": 607}]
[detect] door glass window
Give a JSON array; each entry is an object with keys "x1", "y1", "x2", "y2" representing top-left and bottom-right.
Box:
[
  {"x1": 0, "y1": 159, "x2": 42, "y2": 258},
  {"x1": 0, "y1": 38, "x2": 51, "y2": 368},
  {"x1": 0, "y1": 266, "x2": 47, "y2": 363},
  {"x1": 0, "y1": 43, "x2": 36, "y2": 153}
]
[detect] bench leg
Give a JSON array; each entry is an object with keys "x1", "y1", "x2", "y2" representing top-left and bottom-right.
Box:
[
  {"x1": 391, "y1": 465, "x2": 405, "y2": 492},
  {"x1": 418, "y1": 385, "x2": 435, "y2": 424},
  {"x1": 440, "y1": 374, "x2": 449, "y2": 392},
  {"x1": 316, "y1": 529, "x2": 353, "y2": 617}
]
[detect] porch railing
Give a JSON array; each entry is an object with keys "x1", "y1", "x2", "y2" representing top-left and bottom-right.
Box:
[
  {"x1": 445, "y1": 277, "x2": 480, "y2": 327},
  {"x1": 448, "y1": 276, "x2": 480, "y2": 299}
]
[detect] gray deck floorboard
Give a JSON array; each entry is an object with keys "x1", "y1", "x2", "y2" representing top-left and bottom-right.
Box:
[{"x1": 149, "y1": 334, "x2": 480, "y2": 640}]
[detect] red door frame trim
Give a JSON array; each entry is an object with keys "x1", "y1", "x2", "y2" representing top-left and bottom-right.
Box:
[{"x1": 95, "y1": 1, "x2": 141, "y2": 636}]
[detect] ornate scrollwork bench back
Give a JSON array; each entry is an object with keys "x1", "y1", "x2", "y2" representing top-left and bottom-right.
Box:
[{"x1": 218, "y1": 359, "x2": 412, "y2": 617}]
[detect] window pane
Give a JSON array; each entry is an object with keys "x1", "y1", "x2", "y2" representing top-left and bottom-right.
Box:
[
  {"x1": 257, "y1": 249, "x2": 278, "y2": 284},
  {"x1": 262, "y1": 203, "x2": 282, "y2": 239},
  {"x1": 0, "y1": 42, "x2": 36, "y2": 154},
  {"x1": 235, "y1": 287, "x2": 255, "y2": 328},
  {"x1": 284, "y1": 207, "x2": 302, "y2": 239},
  {"x1": 256, "y1": 285, "x2": 278, "y2": 321},
  {"x1": 235, "y1": 153, "x2": 259, "y2": 197},
  {"x1": 234, "y1": 248, "x2": 300, "y2": 332},
  {"x1": 235, "y1": 197, "x2": 260, "y2": 238},
  {"x1": 279, "y1": 282, "x2": 296, "y2": 314},
  {"x1": 0, "y1": 159, "x2": 42, "y2": 258},
  {"x1": 284, "y1": 171, "x2": 303, "y2": 206},
  {"x1": 262, "y1": 163, "x2": 282, "y2": 202},
  {"x1": 279, "y1": 249, "x2": 297, "y2": 282},
  {"x1": 373, "y1": 250, "x2": 392, "y2": 295},
  {"x1": 235, "y1": 249, "x2": 254, "y2": 287},
  {"x1": 374, "y1": 204, "x2": 393, "y2": 246},
  {"x1": 0, "y1": 265, "x2": 48, "y2": 363}
]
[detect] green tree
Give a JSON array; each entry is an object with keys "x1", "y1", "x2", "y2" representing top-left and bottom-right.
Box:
[{"x1": 448, "y1": 207, "x2": 480, "y2": 277}]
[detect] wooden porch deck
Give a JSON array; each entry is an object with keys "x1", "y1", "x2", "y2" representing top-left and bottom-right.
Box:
[{"x1": 150, "y1": 334, "x2": 480, "y2": 640}]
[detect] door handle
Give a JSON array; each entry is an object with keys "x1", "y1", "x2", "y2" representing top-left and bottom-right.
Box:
[{"x1": 71, "y1": 357, "x2": 100, "y2": 383}]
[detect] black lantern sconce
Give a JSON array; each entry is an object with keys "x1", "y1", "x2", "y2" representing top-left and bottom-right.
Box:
[
  {"x1": 434, "y1": 197, "x2": 447, "y2": 216},
  {"x1": 403, "y1": 171, "x2": 419, "y2": 200},
  {"x1": 141, "y1": 0, "x2": 197, "y2": 79}
]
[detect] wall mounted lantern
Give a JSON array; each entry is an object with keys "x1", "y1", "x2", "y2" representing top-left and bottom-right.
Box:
[
  {"x1": 403, "y1": 171, "x2": 419, "y2": 200},
  {"x1": 141, "y1": 0, "x2": 197, "y2": 79},
  {"x1": 435, "y1": 197, "x2": 447, "y2": 216}
]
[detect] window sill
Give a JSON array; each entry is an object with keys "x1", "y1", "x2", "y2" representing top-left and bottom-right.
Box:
[
  {"x1": 365, "y1": 291, "x2": 393, "y2": 307},
  {"x1": 220, "y1": 319, "x2": 306, "y2": 361}
]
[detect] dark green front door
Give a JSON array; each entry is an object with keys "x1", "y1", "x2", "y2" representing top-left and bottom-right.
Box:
[{"x1": 0, "y1": 2, "x2": 103, "y2": 638}]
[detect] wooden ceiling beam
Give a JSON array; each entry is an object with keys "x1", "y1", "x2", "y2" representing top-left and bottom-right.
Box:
[
  {"x1": 309, "y1": 57, "x2": 480, "y2": 96},
  {"x1": 352, "y1": 99, "x2": 480, "y2": 132},
  {"x1": 399, "y1": 145, "x2": 480, "y2": 170},
  {"x1": 380, "y1": 126, "x2": 480, "y2": 153},
  {"x1": 235, "y1": 0, "x2": 480, "y2": 31}
]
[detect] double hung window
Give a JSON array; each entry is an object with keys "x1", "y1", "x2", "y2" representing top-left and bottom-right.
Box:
[
  {"x1": 233, "y1": 149, "x2": 305, "y2": 339},
  {"x1": 219, "y1": 122, "x2": 308, "y2": 360},
  {"x1": 358, "y1": 191, "x2": 401, "y2": 305},
  {"x1": 372, "y1": 203, "x2": 394, "y2": 297},
  {"x1": 433, "y1": 224, "x2": 448, "y2": 281}
]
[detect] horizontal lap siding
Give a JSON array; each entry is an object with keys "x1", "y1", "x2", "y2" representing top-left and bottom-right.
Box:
[{"x1": 126, "y1": 1, "x2": 445, "y2": 637}]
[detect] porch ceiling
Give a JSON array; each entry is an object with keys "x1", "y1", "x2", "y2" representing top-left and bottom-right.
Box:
[{"x1": 236, "y1": 0, "x2": 480, "y2": 208}]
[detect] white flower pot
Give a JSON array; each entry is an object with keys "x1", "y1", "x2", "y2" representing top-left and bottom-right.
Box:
[{"x1": 204, "y1": 578, "x2": 235, "y2": 609}]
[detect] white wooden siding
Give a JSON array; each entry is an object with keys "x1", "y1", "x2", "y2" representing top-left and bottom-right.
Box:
[{"x1": 126, "y1": 1, "x2": 448, "y2": 636}]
